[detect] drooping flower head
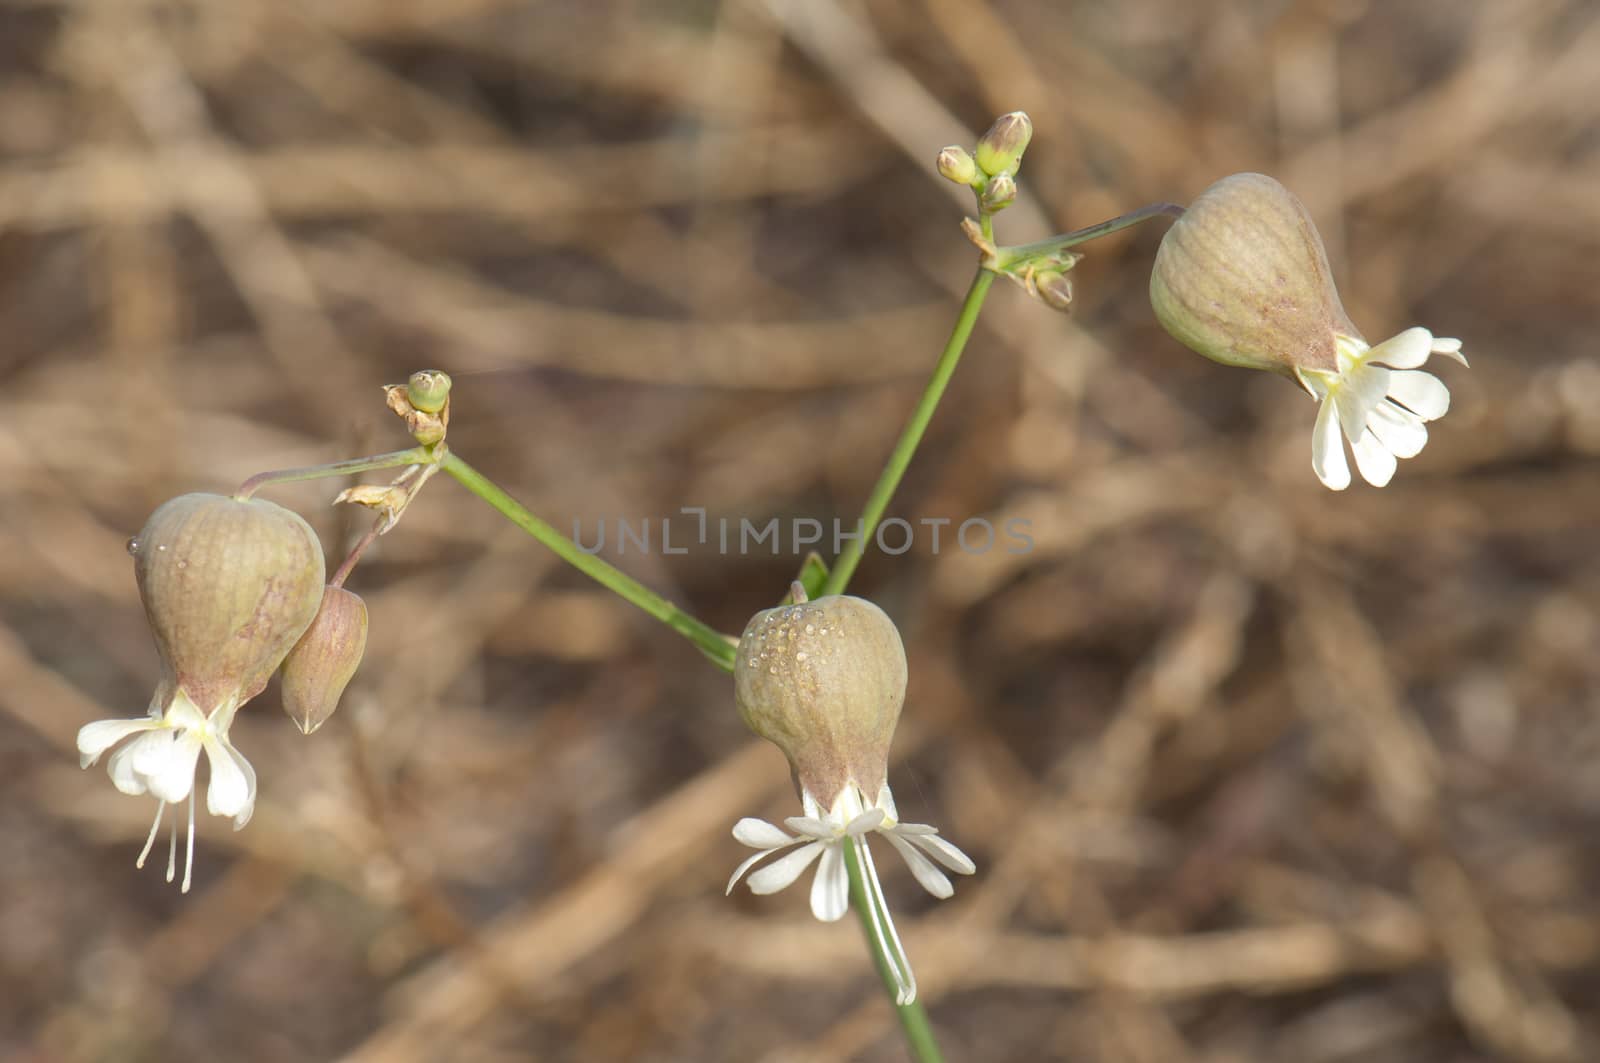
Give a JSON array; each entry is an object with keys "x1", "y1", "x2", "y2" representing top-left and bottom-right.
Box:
[
  {"x1": 77, "y1": 493, "x2": 326, "y2": 890},
  {"x1": 1150, "y1": 172, "x2": 1468, "y2": 489},
  {"x1": 727, "y1": 593, "x2": 974, "y2": 1004}
]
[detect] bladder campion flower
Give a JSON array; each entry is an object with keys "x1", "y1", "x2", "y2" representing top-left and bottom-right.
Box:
[
  {"x1": 727, "y1": 594, "x2": 974, "y2": 1004},
  {"x1": 77, "y1": 493, "x2": 325, "y2": 891},
  {"x1": 1150, "y1": 172, "x2": 1468, "y2": 490}
]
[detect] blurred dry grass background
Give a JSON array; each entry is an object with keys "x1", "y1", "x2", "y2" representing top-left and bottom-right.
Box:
[{"x1": 2, "y1": 0, "x2": 1598, "y2": 1060}]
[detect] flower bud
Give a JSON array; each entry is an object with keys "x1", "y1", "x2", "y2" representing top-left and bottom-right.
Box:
[
  {"x1": 1034, "y1": 269, "x2": 1073, "y2": 312},
  {"x1": 734, "y1": 596, "x2": 906, "y2": 805},
  {"x1": 132, "y1": 493, "x2": 325, "y2": 712},
  {"x1": 981, "y1": 173, "x2": 1017, "y2": 212},
  {"x1": 280, "y1": 586, "x2": 368, "y2": 734},
  {"x1": 1149, "y1": 172, "x2": 1358, "y2": 377},
  {"x1": 936, "y1": 145, "x2": 977, "y2": 186},
  {"x1": 405, "y1": 369, "x2": 452, "y2": 414},
  {"x1": 975, "y1": 111, "x2": 1032, "y2": 177}
]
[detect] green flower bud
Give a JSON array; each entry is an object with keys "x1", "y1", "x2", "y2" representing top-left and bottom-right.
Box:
[
  {"x1": 280, "y1": 586, "x2": 368, "y2": 734},
  {"x1": 733, "y1": 595, "x2": 906, "y2": 806},
  {"x1": 1150, "y1": 173, "x2": 1358, "y2": 377},
  {"x1": 131, "y1": 493, "x2": 326, "y2": 713},
  {"x1": 975, "y1": 111, "x2": 1032, "y2": 177},
  {"x1": 936, "y1": 145, "x2": 977, "y2": 186},
  {"x1": 981, "y1": 172, "x2": 1017, "y2": 212},
  {"x1": 405, "y1": 370, "x2": 452, "y2": 414}
]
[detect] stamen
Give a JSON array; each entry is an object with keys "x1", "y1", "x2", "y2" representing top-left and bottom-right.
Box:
[
  {"x1": 165, "y1": 811, "x2": 178, "y2": 883},
  {"x1": 182, "y1": 792, "x2": 196, "y2": 893},
  {"x1": 136, "y1": 800, "x2": 167, "y2": 869},
  {"x1": 854, "y1": 836, "x2": 917, "y2": 1005}
]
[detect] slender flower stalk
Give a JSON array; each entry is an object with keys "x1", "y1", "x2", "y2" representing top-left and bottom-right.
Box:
[
  {"x1": 991, "y1": 201, "x2": 1186, "y2": 274},
  {"x1": 234, "y1": 447, "x2": 434, "y2": 500},
  {"x1": 822, "y1": 269, "x2": 994, "y2": 597},
  {"x1": 440, "y1": 452, "x2": 738, "y2": 672}
]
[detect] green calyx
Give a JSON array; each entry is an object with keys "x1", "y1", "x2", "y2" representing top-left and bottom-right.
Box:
[
  {"x1": 280, "y1": 586, "x2": 369, "y2": 734},
  {"x1": 133, "y1": 493, "x2": 326, "y2": 713},
  {"x1": 406, "y1": 370, "x2": 453, "y2": 414},
  {"x1": 975, "y1": 111, "x2": 1032, "y2": 178},
  {"x1": 733, "y1": 595, "x2": 907, "y2": 805},
  {"x1": 1150, "y1": 173, "x2": 1359, "y2": 376}
]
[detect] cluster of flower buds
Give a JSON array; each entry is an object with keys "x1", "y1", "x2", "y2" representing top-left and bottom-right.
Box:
[
  {"x1": 942, "y1": 111, "x2": 1084, "y2": 315},
  {"x1": 77, "y1": 493, "x2": 369, "y2": 890},
  {"x1": 726, "y1": 591, "x2": 973, "y2": 1004},
  {"x1": 938, "y1": 111, "x2": 1033, "y2": 215},
  {"x1": 1150, "y1": 173, "x2": 1467, "y2": 489}
]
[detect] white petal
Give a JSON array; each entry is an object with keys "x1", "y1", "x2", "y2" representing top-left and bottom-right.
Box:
[
  {"x1": 77, "y1": 718, "x2": 161, "y2": 767},
  {"x1": 782, "y1": 815, "x2": 833, "y2": 839},
  {"x1": 843, "y1": 808, "x2": 886, "y2": 836},
  {"x1": 1336, "y1": 365, "x2": 1391, "y2": 443},
  {"x1": 809, "y1": 843, "x2": 849, "y2": 922},
  {"x1": 203, "y1": 736, "x2": 251, "y2": 820},
  {"x1": 146, "y1": 732, "x2": 203, "y2": 804},
  {"x1": 107, "y1": 741, "x2": 152, "y2": 796},
  {"x1": 1351, "y1": 429, "x2": 1399, "y2": 488},
  {"x1": 872, "y1": 784, "x2": 901, "y2": 823},
  {"x1": 746, "y1": 840, "x2": 826, "y2": 896},
  {"x1": 1312, "y1": 398, "x2": 1351, "y2": 490},
  {"x1": 227, "y1": 743, "x2": 257, "y2": 829},
  {"x1": 1365, "y1": 327, "x2": 1434, "y2": 369},
  {"x1": 727, "y1": 849, "x2": 781, "y2": 895},
  {"x1": 128, "y1": 727, "x2": 178, "y2": 778},
  {"x1": 898, "y1": 829, "x2": 977, "y2": 875},
  {"x1": 1431, "y1": 337, "x2": 1468, "y2": 366},
  {"x1": 883, "y1": 831, "x2": 954, "y2": 899},
  {"x1": 1369, "y1": 402, "x2": 1429, "y2": 459},
  {"x1": 733, "y1": 818, "x2": 797, "y2": 849},
  {"x1": 1387, "y1": 370, "x2": 1450, "y2": 420}
]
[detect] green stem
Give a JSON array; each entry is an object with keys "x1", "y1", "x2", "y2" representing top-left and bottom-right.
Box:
[
  {"x1": 440, "y1": 452, "x2": 738, "y2": 672},
  {"x1": 821, "y1": 268, "x2": 995, "y2": 597},
  {"x1": 993, "y1": 201, "x2": 1185, "y2": 270},
  {"x1": 844, "y1": 841, "x2": 944, "y2": 1063},
  {"x1": 235, "y1": 447, "x2": 434, "y2": 500},
  {"x1": 979, "y1": 212, "x2": 996, "y2": 244}
]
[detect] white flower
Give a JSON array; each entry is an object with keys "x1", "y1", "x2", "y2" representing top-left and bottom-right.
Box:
[
  {"x1": 726, "y1": 782, "x2": 975, "y2": 1004},
  {"x1": 1296, "y1": 326, "x2": 1468, "y2": 490},
  {"x1": 77, "y1": 688, "x2": 256, "y2": 893}
]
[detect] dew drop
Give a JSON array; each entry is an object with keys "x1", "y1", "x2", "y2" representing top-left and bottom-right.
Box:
[
  {"x1": 804, "y1": 624, "x2": 815, "y2": 635},
  {"x1": 768, "y1": 665, "x2": 778, "y2": 675},
  {"x1": 157, "y1": 544, "x2": 168, "y2": 552},
  {"x1": 818, "y1": 628, "x2": 828, "y2": 636},
  {"x1": 125, "y1": 536, "x2": 141, "y2": 556},
  {"x1": 177, "y1": 559, "x2": 188, "y2": 570},
  {"x1": 796, "y1": 652, "x2": 808, "y2": 662}
]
